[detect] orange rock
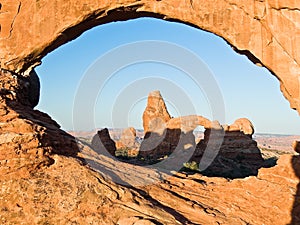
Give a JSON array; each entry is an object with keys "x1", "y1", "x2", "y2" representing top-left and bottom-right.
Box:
[
  {"x1": 228, "y1": 118, "x2": 255, "y2": 136},
  {"x1": 191, "y1": 128, "x2": 265, "y2": 178},
  {"x1": 142, "y1": 91, "x2": 171, "y2": 133},
  {"x1": 167, "y1": 115, "x2": 212, "y2": 131},
  {"x1": 115, "y1": 127, "x2": 140, "y2": 158},
  {"x1": 0, "y1": 70, "x2": 79, "y2": 180}
]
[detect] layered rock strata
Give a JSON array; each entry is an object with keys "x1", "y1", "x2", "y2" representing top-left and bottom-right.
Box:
[{"x1": 0, "y1": 69, "x2": 78, "y2": 180}]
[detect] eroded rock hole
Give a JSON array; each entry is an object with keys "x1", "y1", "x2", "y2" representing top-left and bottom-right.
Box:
[{"x1": 34, "y1": 18, "x2": 300, "y2": 179}]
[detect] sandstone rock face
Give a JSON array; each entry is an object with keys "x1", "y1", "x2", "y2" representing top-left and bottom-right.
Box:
[
  {"x1": 0, "y1": 154, "x2": 179, "y2": 225},
  {"x1": 140, "y1": 94, "x2": 214, "y2": 161},
  {"x1": 142, "y1": 91, "x2": 171, "y2": 133},
  {"x1": 0, "y1": 0, "x2": 300, "y2": 113},
  {"x1": 139, "y1": 128, "x2": 183, "y2": 161},
  {"x1": 1, "y1": 142, "x2": 299, "y2": 225},
  {"x1": 145, "y1": 154, "x2": 300, "y2": 225},
  {"x1": 0, "y1": 69, "x2": 299, "y2": 224},
  {"x1": 91, "y1": 128, "x2": 117, "y2": 157},
  {"x1": 190, "y1": 118, "x2": 264, "y2": 178},
  {"x1": 192, "y1": 129, "x2": 265, "y2": 178},
  {"x1": 166, "y1": 115, "x2": 212, "y2": 131},
  {"x1": 140, "y1": 92, "x2": 264, "y2": 173},
  {"x1": 227, "y1": 118, "x2": 255, "y2": 135},
  {"x1": 139, "y1": 115, "x2": 212, "y2": 161},
  {"x1": 293, "y1": 140, "x2": 300, "y2": 153},
  {"x1": 0, "y1": 70, "x2": 78, "y2": 180},
  {"x1": 0, "y1": 1, "x2": 300, "y2": 222}
]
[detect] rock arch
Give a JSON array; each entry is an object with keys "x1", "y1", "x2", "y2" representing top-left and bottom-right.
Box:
[
  {"x1": 0, "y1": 2, "x2": 300, "y2": 223},
  {"x1": 0, "y1": 0, "x2": 299, "y2": 113}
]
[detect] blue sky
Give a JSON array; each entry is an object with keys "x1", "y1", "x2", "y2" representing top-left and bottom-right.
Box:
[{"x1": 36, "y1": 18, "x2": 300, "y2": 135}]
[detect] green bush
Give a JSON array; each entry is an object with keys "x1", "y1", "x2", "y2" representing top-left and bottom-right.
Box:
[
  {"x1": 183, "y1": 161, "x2": 199, "y2": 171},
  {"x1": 115, "y1": 148, "x2": 129, "y2": 158}
]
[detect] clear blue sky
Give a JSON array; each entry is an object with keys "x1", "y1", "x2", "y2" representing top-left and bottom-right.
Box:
[{"x1": 36, "y1": 18, "x2": 300, "y2": 135}]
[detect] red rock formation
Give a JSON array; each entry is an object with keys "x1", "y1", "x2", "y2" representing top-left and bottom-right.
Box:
[
  {"x1": 227, "y1": 118, "x2": 255, "y2": 135},
  {"x1": 141, "y1": 96, "x2": 212, "y2": 161},
  {"x1": 142, "y1": 90, "x2": 171, "y2": 133},
  {"x1": 0, "y1": 69, "x2": 79, "y2": 180},
  {"x1": 140, "y1": 93, "x2": 264, "y2": 173},
  {"x1": 191, "y1": 119, "x2": 264, "y2": 178},
  {"x1": 139, "y1": 128, "x2": 183, "y2": 161},
  {"x1": 0, "y1": 71, "x2": 299, "y2": 224},
  {"x1": 116, "y1": 127, "x2": 137, "y2": 149},
  {"x1": 167, "y1": 115, "x2": 212, "y2": 131},
  {"x1": 0, "y1": 0, "x2": 300, "y2": 218},
  {"x1": 145, "y1": 154, "x2": 300, "y2": 225},
  {"x1": 1, "y1": 141, "x2": 297, "y2": 225}
]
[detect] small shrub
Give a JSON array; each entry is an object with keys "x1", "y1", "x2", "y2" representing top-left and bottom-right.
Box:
[
  {"x1": 115, "y1": 148, "x2": 129, "y2": 158},
  {"x1": 183, "y1": 161, "x2": 199, "y2": 171}
]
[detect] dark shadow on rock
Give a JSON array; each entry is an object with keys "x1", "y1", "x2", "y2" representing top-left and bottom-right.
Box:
[
  {"x1": 8, "y1": 101, "x2": 80, "y2": 156},
  {"x1": 290, "y1": 142, "x2": 300, "y2": 224},
  {"x1": 0, "y1": 69, "x2": 80, "y2": 177},
  {"x1": 89, "y1": 125, "x2": 278, "y2": 181},
  {"x1": 86, "y1": 128, "x2": 201, "y2": 186},
  {"x1": 190, "y1": 129, "x2": 267, "y2": 179},
  {"x1": 138, "y1": 128, "x2": 182, "y2": 163},
  {"x1": 91, "y1": 128, "x2": 117, "y2": 157}
]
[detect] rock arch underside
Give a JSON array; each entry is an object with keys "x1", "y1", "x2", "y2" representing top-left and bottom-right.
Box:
[{"x1": 0, "y1": 0, "x2": 300, "y2": 225}]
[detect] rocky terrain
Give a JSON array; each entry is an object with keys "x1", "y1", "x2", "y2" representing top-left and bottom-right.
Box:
[
  {"x1": 72, "y1": 129, "x2": 300, "y2": 156},
  {"x1": 1, "y1": 0, "x2": 300, "y2": 224},
  {"x1": 93, "y1": 91, "x2": 274, "y2": 179},
  {"x1": 0, "y1": 70, "x2": 300, "y2": 224}
]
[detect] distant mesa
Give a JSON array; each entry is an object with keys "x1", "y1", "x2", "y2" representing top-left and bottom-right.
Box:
[{"x1": 92, "y1": 90, "x2": 269, "y2": 178}]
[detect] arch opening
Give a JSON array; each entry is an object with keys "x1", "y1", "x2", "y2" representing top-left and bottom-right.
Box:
[
  {"x1": 2, "y1": 0, "x2": 300, "y2": 114},
  {"x1": 1, "y1": 1, "x2": 300, "y2": 223},
  {"x1": 34, "y1": 19, "x2": 298, "y2": 179},
  {"x1": 36, "y1": 17, "x2": 300, "y2": 136}
]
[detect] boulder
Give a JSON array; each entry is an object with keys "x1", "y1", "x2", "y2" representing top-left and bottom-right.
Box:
[
  {"x1": 91, "y1": 128, "x2": 116, "y2": 157},
  {"x1": 227, "y1": 118, "x2": 255, "y2": 136}
]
